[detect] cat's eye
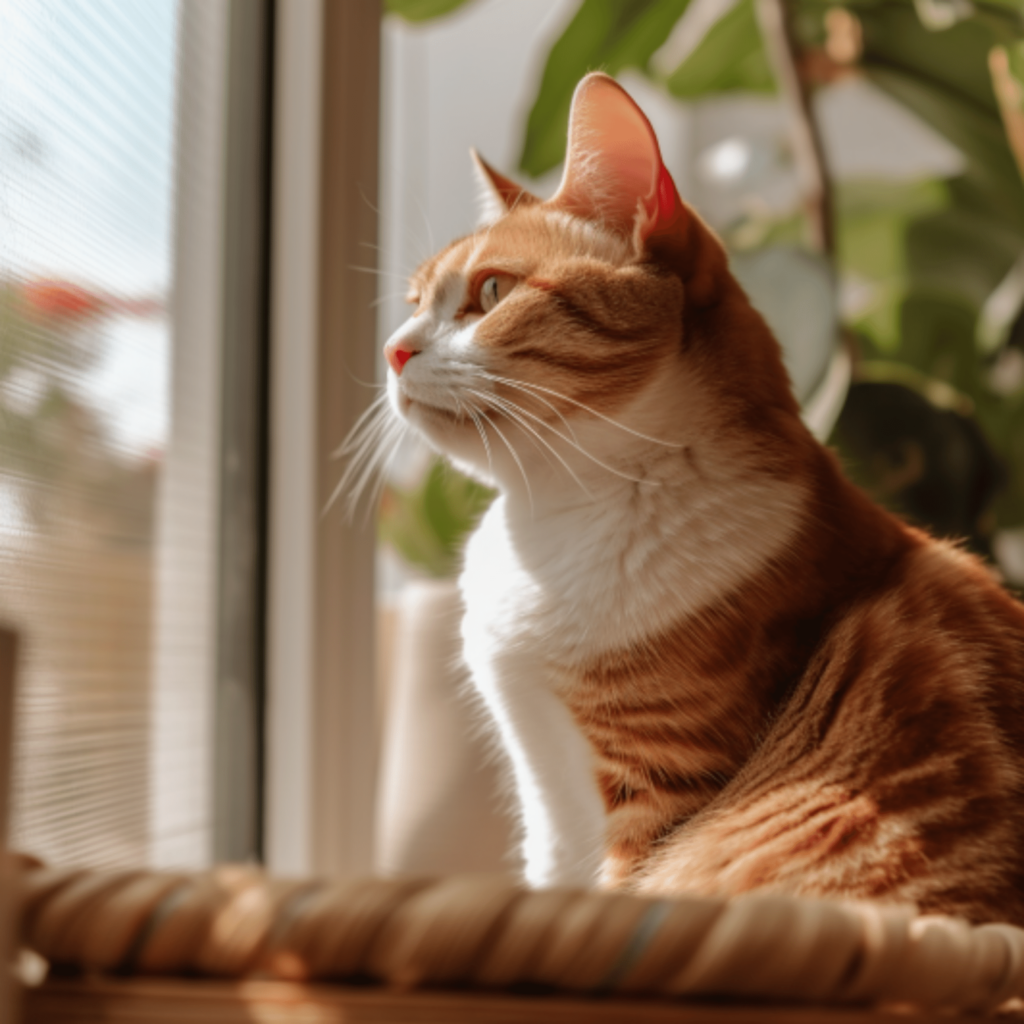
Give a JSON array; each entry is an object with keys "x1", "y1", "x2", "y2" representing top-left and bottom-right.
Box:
[{"x1": 479, "y1": 273, "x2": 514, "y2": 313}]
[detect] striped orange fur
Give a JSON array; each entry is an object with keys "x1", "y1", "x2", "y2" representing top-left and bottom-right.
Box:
[{"x1": 378, "y1": 73, "x2": 1024, "y2": 925}]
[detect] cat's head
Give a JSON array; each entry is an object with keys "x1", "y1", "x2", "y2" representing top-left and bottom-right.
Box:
[{"x1": 383, "y1": 73, "x2": 796, "y2": 505}]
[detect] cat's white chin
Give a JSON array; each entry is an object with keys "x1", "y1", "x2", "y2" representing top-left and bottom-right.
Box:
[
  {"x1": 390, "y1": 380, "x2": 495, "y2": 482},
  {"x1": 390, "y1": 376, "x2": 459, "y2": 428},
  {"x1": 395, "y1": 394, "x2": 466, "y2": 437}
]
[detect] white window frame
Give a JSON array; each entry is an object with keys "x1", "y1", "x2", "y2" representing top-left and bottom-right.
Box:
[
  {"x1": 266, "y1": 0, "x2": 381, "y2": 877},
  {"x1": 150, "y1": 0, "x2": 229, "y2": 869}
]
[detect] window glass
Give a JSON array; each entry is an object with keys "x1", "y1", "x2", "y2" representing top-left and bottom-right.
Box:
[{"x1": 0, "y1": 0, "x2": 177, "y2": 867}]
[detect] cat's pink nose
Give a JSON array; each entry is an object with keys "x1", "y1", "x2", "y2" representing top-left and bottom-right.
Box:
[{"x1": 385, "y1": 339, "x2": 419, "y2": 376}]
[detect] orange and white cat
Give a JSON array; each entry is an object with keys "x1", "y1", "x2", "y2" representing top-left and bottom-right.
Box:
[{"x1": 377, "y1": 73, "x2": 1024, "y2": 925}]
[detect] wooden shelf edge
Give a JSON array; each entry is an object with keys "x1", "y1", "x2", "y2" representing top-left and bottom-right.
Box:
[{"x1": 22, "y1": 976, "x2": 956, "y2": 1024}]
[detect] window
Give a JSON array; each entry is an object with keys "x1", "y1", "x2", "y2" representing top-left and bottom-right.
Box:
[
  {"x1": 1, "y1": 0, "x2": 272, "y2": 871},
  {"x1": 1, "y1": 0, "x2": 179, "y2": 868}
]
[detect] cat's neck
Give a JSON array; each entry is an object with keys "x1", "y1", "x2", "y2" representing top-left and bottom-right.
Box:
[
  {"x1": 492, "y1": 352, "x2": 758, "y2": 519},
  {"x1": 490, "y1": 403, "x2": 814, "y2": 669},
  {"x1": 490, "y1": 341, "x2": 912, "y2": 675},
  {"x1": 495, "y1": 346, "x2": 805, "y2": 530}
]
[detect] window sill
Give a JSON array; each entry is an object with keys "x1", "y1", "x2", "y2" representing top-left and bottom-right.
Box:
[{"x1": 22, "y1": 976, "x2": 889, "y2": 1024}]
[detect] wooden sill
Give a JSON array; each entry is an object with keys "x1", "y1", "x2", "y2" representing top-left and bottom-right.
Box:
[{"x1": 22, "y1": 977, "x2": 948, "y2": 1024}]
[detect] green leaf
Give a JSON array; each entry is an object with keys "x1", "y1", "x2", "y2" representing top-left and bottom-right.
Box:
[
  {"x1": 867, "y1": 66, "x2": 1024, "y2": 229},
  {"x1": 518, "y1": 0, "x2": 692, "y2": 177},
  {"x1": 383, "y1": 0, "x2": 476, "y2": 22},
  {"x1": 860, "y1": 3, "x2": 1000, "y2": 111},
  {"x1": 379, "y1": 483, "x2": 449, "y2": 577},
  {"x1": 1005, "y1": 38, "x2": 1024, "y2": 87},
  {"x1": 855, "y1": 3, "x2": 1024, "y2": 226},
  {"x1": 665, "y1": 0, "x2": 775, "y2": 98},
  {"x1": 837, "y1": 178, "x2": 949, "y2": 229},
  {"x1": 898, "y1": 294, "x2": 985, "y2": 395},
  {"x1": 835, "y1": 179, "x2": 950, "y2": 352},
  {"x1": 379, "y1": 458, "x2": 494, "y2": 577},
  {"x1": 904, "y1": 207, "x2": 1021, "y2": 309},
  {"x1": 972, "y1": 0, "x2": 1024, "y2": 26}
]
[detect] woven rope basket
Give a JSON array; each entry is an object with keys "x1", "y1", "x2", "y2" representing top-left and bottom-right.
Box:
[{"x1": 15, "y1": 860, "x2": 1024, "y2": 1016}]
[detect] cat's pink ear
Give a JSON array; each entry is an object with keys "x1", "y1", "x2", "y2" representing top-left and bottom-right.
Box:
[
  {"x1": 551, "y1": 73, "x2": 681, "y2": 246},
  {"x1": 471, "y1": 149, "x2": 539, "y2": 223}
]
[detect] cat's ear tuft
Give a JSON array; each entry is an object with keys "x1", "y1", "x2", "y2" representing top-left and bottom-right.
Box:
[
  {"x1": 551, "y1": 73, "x2": 682, "y2": 246},
  {"x1": 471, "y1": 149, "x2": 538, "y2": 225}
]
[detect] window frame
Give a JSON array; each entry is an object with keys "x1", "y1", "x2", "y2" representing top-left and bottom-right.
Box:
[
  {"x1": 265, "y1": 0, "x2": 381, "y2": 877},
  {"x1": 213, "y1": 0, "x2": 275, "y2": 865}
]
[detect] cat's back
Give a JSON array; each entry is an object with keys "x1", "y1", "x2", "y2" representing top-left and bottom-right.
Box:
[{"x1": 636, "y1": 530, "x2": 1024, "y2": 924}]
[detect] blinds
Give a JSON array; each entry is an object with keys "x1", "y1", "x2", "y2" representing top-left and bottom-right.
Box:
[{"x1": 0, "y1": 0, "x2": 213, "y2": 869}]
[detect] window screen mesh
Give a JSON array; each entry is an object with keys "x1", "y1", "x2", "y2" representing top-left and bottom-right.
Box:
[{"x1": 0, "y1": 0, "x2": 180, "y2": 867}]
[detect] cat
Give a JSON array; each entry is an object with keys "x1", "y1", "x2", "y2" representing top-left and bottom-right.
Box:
[{"x1": 376, "y1": 71, "x2": 1024, "y2": 926}]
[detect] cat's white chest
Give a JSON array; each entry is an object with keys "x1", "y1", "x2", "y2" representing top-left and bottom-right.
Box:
[
  {"x1": 461, "y1": 469, "x2": 806, "y2": 667},
  {"x1": 458, "y1": 496, "x2": 619, "y2": 887},
  {"x1": 460, "y1": 495, "x2": 636, "y2": 667},
  {"x1": 456, "y1": 475, "x2": 806, "y2": 889}
]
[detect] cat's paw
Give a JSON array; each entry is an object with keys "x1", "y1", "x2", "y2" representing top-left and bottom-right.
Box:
[{"x1": 597, "y1": 853, "x2": 637, "y2": 890}]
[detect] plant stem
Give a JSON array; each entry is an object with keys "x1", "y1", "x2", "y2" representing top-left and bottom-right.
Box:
[
  {"x1": 754, "y1": 0, "x2": 834, "y2": 258},
  {"x1": 990, "y1": 46, "x2": 1024, "y2": 185}
]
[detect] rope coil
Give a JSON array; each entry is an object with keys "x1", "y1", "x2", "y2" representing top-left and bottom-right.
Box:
[{"x1": 15, "y1": 862, "x2": 1024, "y2": 1014}]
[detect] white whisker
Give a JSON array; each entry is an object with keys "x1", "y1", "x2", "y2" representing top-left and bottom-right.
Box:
[
  {"x1": 333, "y1": 421, "x2": 391, "y2": 486},
  {"x1": 480, "y1": 371, "x2": 682, "y2": 448},
  {"x1": 348, "y1": 264, "x2": 412, "y2": 282},
  {"x1": 415, "y1": 197, "x2": 436, "y2": 257},
  {"x1": 344, "y1": 418, "x2": 407, "y2": 519},
  {"x1": 333, "y1": 393, "x2": 391, "y2": 458},
  {"x1": 480, "y1": 371, "x2": 579, "y2": 442},
  {"x1": 358, "y1": 186, "x2": 382, "y2": 217},
  {"x1": 472, "y1": 390, "x2": 559, "y2": 470},
  {"x1": 473, "y1": 386, "x2": 650, "y2": 486},
  {"x1": 478, "y1": 408, "x2": 534, "y2": 515},
  {"x1": 466, "y1": 405, "x2": 495, "y2": 481},
  {"x1": 371, "y1": 290, "x2": 413, "y2": 310},
  {"x1": 468, "y1": 388, "x2": 592, "y2": 498},
  {"x1": 325, "y1": 395, "x2": 409, "y2": 521},
  {"x1": 359, "y1": 240, "x2": 409, "y2": 260},
  {"x1": 344, "y1": 367, "x2": 389, "y2": 392},
  {"x1": 362, "y1": 425, "x2": 408, "y2": 527},
  {"x1": 338, "y1": 418, "x2": 390, "y2": 480}
]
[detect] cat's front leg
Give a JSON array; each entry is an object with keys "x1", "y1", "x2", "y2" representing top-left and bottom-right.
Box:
[{"x1": 462, "y1": 632, "x2": 606, "y2": 889}]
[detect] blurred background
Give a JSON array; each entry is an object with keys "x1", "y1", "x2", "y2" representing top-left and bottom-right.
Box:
[{"x1": 4, "y1": 0, "x2": 1024, "y2": 879}]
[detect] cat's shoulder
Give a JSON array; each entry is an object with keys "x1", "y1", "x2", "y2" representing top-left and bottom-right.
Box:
[{"x1": 895, "y1": 532, "x2": 1024, "y2": 630}]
